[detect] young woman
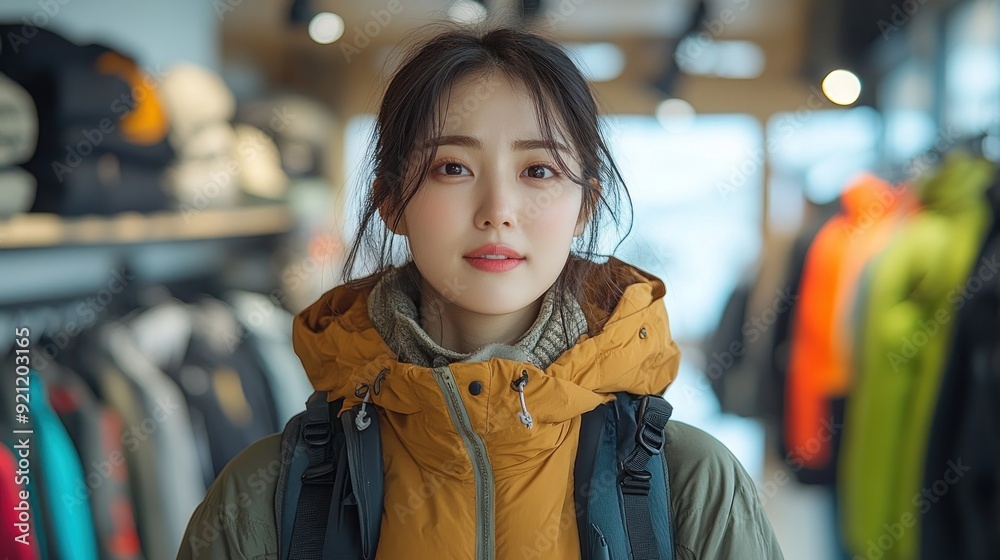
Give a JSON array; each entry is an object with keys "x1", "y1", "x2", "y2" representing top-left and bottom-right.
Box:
[{"x1": 178, "y1": 24, "x2": 783, "y2": 560}]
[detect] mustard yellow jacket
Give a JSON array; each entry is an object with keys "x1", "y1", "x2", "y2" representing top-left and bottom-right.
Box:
[{"x1": 177, "y1": 258, "x2": 783, "y2": 559}]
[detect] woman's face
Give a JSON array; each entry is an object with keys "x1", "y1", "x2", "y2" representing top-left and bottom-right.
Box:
[{"x1": 395, "y1": 75, "x2": 587, "y2": 316}]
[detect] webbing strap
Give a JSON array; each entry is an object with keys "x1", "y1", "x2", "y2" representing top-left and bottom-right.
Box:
[
  {"x1": 620, "y1": 395, "x2": 672, "y2": 560},
  {"x1": 289, "y1": 392, "x2": 338, "y2": 559}
]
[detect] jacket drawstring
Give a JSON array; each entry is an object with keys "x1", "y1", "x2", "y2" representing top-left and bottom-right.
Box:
[
  {"x1": 510, "y1": 370, "x2": 533, "y2": 429},
  {"x1": 354, "y1": 368, "x2": 388, "y2": 431}
]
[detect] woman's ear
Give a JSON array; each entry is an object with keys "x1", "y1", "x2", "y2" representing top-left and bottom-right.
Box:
[
  {"x1": 375, "y1": 179, "x2": 408, "y2": 236},
  {"x1": 575, "y1": 178, "x2": 602, "y2": 237}
]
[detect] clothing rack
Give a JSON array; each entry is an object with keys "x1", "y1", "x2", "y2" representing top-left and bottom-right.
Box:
[{"x1": 0, "y1": 204, "x2": 296, "y2": 354}]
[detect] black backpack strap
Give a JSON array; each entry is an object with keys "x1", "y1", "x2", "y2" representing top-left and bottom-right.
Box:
[
  {"x1": 574, "y1": 400, "x2": 612, "y2": 559},
  {"x1": 288, "y1": 390, "x2": 342, "y2": 559},
  {"x1": 618, "y1": 394, "x2": 673, "y2": 560},
  {"x1": 276, "y1": 406, "x2": 305, "y2": 560},
  {"x1": 340, "y1": 404, "x2": 384, "y2": 559},
  {"x1": 276, "y1": 390, "x2": 385, "y2": 560}
]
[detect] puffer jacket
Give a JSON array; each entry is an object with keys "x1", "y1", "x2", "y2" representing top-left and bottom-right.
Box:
[{"x1": 177, "y1": 257, "x2": 784, "y2": 559}]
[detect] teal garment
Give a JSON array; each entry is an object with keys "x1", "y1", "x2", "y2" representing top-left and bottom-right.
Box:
[
  {"x1": 839, "y1": 152, "x2": 996, "y2": 559},
  {"x1": 30, "y1": 370, "x2": 100, "y2": 560}
]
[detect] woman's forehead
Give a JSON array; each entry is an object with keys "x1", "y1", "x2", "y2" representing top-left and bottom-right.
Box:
[{"x1": 437, "y1": 76, "x2": 572, "y2": 149}]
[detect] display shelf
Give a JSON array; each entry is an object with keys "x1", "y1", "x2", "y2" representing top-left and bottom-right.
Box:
[{"x1": 0, "y1": 205, "x2": 295, "y2": 249}]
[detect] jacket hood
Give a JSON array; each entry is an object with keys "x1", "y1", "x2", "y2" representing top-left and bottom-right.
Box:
[
  {"x1": 915, "y1": 150, "x2": 995, "y2": 213},
  {"x1": 292, "y1": 256, "x2": 681, "y2": 424},
  {"x1": 840, "y1": 173, "x2": 896, "y2": 218}
]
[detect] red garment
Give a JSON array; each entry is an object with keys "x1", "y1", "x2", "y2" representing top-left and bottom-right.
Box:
[
  {"x1": 0, "y1": 443, "x2": 41, "y2": 559},
  {"x1": 785, "y1": 174, "x2": 905, "y2": 469}
]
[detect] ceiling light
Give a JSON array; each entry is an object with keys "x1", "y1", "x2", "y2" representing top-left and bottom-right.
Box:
[
  {"x1": 448, "y1": 0, "x2": 487, "y2": 24},
  {"x1": 822, "y1": 69, "x2": 862, "y2": 106},
  {"x1": 308, "y1": 12, "x2": 345, "y2": 44}
]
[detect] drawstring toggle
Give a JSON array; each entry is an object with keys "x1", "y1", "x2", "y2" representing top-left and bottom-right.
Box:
[{"x1": 510, "y1": 370, "x2": 533, "y2": 429}]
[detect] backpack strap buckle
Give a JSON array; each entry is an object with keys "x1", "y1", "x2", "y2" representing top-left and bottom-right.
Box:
[
  {"x1": 300, "y1": 391, "x2": 337, "y2": 484},
  {"x1": 619, "y1": 463, "x2": 653, "y2": 495},
  {"x1": 619, "y1": 395, "x2": 672, "y2": 496}
]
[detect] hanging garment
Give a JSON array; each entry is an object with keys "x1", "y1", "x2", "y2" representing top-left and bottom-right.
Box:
[
  {"x1": 717, "y1": 225, "x2": 799, "y2": 422},
  {"x1": 30, "y1": 369, "x2": 100, "y2": 560},
  {"x1": 830, "y1": 182, "x2": 919, "y2": 394},
  {"x1": 921, "y1": 176, "x2": 1000, "y2": 560},
  {"x1": 769, "y1": 198, "x2": 842, "y2": 460},
  {"x1": 47, "y1": 365, "x2": 144, "y2": 560},
  {"x1": 784, "y1": 174, "x2": 904, "y2": 483},
  {"x1": 101, "y1": 325, "x2": 207, "y2": 560},
  {"x1": 702, "y1": 273, "x2": 754, "y2": 414},
  {"x1": 225, "y1": 290, "x2": 314, "y2": 427},
  {"x1": 839, "y1": 151, "x2": 996, "y2": 560},
  {"x1": 124, "y1": 298, "x2": 280, "y2": 483}
]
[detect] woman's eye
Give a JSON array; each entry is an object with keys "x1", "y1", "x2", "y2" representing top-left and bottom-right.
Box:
[
  {"x1": 524, "y1": 165, "x2": 556, "y2": 180},
  {"x1": 438, "y1": 162, "x2": 469, "y2": 176}
]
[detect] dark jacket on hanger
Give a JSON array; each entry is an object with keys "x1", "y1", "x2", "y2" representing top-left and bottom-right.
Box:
[{"x1": 921, "y1": 175, "x2": 1000, "y2": 560}]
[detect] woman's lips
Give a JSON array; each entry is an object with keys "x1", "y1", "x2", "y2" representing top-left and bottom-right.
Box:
[{"x1": 463, "y1": 256, "x2": 524, "y2": 272}]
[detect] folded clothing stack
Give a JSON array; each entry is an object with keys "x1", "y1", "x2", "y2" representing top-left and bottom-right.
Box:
[{"x1": 0, "y1": 24, "x2": 174, "y2": 216}]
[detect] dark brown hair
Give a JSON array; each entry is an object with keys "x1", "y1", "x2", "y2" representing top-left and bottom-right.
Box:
[{"x1": 340, "y1": 22, "x2": 636, "y2": 333}]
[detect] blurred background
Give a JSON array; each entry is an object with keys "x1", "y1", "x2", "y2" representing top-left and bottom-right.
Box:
[{"x1": 1, "y1": 0, "x2": 998, "y2": 558}]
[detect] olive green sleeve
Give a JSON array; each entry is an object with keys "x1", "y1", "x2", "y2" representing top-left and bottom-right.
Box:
[
  {"x1": 666, "y1": 422, "x2": 785, "y2": 560},
  {"x1": 176, "y1": 435, "x2": 283, "y2": 560}
]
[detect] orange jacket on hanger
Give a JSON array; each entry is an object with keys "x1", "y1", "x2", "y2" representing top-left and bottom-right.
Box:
[
  {"x1": 830, "y1": 181, "x2": 919, "y2": 394},
  {"x1": 785, "y1": 174, "x2": 901, "y2": 470}
]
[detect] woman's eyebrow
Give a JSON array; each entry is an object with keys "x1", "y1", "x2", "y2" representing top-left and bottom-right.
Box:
[{"x1": 428, "y1": 135, "x2": 569, "y2": 153}]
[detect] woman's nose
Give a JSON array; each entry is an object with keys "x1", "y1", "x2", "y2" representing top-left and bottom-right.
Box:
[{"x1": 475, "y1": 175, "x2": 518, "y2": 230}]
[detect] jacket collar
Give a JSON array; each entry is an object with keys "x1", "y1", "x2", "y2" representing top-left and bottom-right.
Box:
[{"x1": 292, "y1": 256, "x2": 681, "y2": 424}]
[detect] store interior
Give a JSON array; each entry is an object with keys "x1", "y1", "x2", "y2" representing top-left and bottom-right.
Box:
[{"x1": 1, "y1": 0, "x2": 998, "y2": 558}]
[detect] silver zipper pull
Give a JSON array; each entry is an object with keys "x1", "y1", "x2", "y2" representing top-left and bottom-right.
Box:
[{"x1": 510, "y1": 370, "x2": 533, "y2": 429}]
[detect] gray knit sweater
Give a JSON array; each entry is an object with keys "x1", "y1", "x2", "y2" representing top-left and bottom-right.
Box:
[{"x1": 367, "y1": 261, "x2": 589, "y2": 369}]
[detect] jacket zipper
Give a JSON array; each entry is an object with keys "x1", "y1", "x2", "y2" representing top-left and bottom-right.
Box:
[{"x1": 433, "y1": 366, "x2": 495, "y2": 560}]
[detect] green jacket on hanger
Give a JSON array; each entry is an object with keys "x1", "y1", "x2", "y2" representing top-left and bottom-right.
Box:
[{"x1": 840, "y1": 151, "x2": 996, "y2": 559}]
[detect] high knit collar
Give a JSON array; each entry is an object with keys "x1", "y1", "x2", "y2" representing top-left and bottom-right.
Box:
[{"x1": 366, "y1": 261, "x2": 590, "y2": 370}]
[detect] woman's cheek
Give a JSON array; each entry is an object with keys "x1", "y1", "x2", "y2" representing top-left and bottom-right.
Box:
[
  {"x1": 408, "y1": 190, "x2": 457, "y2": 232},
  {"x1": 529, "y1": 189, "x2": 582, "y2": 237}
]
